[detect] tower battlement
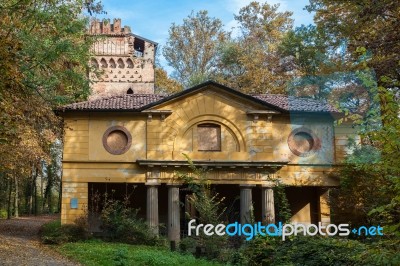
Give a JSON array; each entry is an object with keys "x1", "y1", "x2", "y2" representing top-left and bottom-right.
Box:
[
  {"x1": 88, "y1": 19, "x2": 157, "y2": 99},
  {"x1": 89, "y1": 18, "x2": 131, "y2": 35}
]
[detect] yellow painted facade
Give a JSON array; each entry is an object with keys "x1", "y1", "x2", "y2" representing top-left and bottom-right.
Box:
[{"x1": 61, "y1": 84, "x2": 356, "y2": 225}]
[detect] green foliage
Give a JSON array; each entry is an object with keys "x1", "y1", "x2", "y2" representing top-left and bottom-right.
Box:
[
  {"x1": 330, "y1": 152, "x2": 398, "y2": 234},
  {"x1": 163, "y1": 2, "x2": 294, "y2": 93},
  {"x1": 163, "y1": 10, "x2": 227, "y2": 86},
  {"x1": 40, "y1": 219, "x2": 89, "y2": 244},
  {"x1": 307, "y1": 0, "x2": 400, "y2": 88},
  {"x1": 178, "y1": 154, "x2": 226, "y2": 225},
  {"x1": 99, "y1": 196, "x2": 164, "y2": 246},
  {"x1": 58, "y1": 240, "x2": 220, "y2": 266},
  {"x1": 154, "y1": 67, "x2": 183, "y2": 94},
  {"x1": 0, "y1": 209, "x2": 7, "y2": 219},
  {"x1": 177, "y1": 154, "x2": 229, "y2": 261},
  {"x1": 237, "y1": 236, "x2": 400, "y2": 266},
  {"x1": 217, "y1": 1, "x2": 294, "y2": 94},
  {"x1": 305, "y1": 0, "x2": 400, "y2": 239},
  {"x1": 0, "y1": 0, "x2": 102, "y2": 219},
  {"x1": 113, "y1": 248, "x2": 128, "y2": 266},
  {"x1": 272, "y1": 180, "x2": 292, "y2": 224}
]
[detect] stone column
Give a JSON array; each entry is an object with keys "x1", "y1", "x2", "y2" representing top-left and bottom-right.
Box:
[
  {"x1": 261, "y1": 186, "x2": 275, "y2": 224},
  {"x1": 240, "y1": 185, "x2": 254, "y2": 224},
  {"x1": 146, "y1": 184, "x2": 159, "y2": 235},
  {"x1": 319, "y1": 188, "x2": 330, "y2": 227},
  {"x1": 168, "y1": 184, "x2": 180, "y2": 242}
]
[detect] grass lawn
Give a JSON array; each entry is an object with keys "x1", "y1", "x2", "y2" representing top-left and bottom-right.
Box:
[{"x1": 57, "y1": 239, "x2": 221, "y2": 266}]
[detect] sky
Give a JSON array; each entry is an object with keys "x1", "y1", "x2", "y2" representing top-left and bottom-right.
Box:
[{"x1": 96, "y1": 0, "x2": 314, "y2": 74}]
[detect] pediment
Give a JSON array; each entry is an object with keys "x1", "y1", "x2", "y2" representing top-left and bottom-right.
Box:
[{"x1": 145, "y1": 82, "x2": 281, "y2": 114}]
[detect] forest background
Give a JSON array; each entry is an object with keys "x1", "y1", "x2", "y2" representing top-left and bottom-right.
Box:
[{"x1": 0, "y1": 0, "x2": 398, "y2": 255}]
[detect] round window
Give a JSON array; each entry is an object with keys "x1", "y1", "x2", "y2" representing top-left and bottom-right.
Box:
[
  {"x1": 287, "y1": 127, "x2": 320, "y2": 157},
  {"x1": 102, "y1": 126, "x2": 132, "y2": 155}
]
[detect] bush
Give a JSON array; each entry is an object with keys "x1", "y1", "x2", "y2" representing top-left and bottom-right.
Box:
[
  {"x1": 177, "y1": 155, "x2": 230, "y2": 262},
  {"x1": 58, "y1": 240, "x2": 219, "y2": 266},
  {"x1": 99, "y1": 197, "x2": 165, "y2": 246},
  {"x1": 179, "y1": 236, "x2": 197, "y2": 254},
  {"x1": 0, "y1": 209, "x2": 7, "y2": 219},
  {"x1": 236, "y1": 235, "x2": 400, "y2": 266},
  {"x1": 41, "y1": 219, "x2": 89, "y2": 244}
]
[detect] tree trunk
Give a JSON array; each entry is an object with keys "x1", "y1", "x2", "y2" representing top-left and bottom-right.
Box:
[
  {"x1": 44, "y1": 165, "x2": 53, "y2": 213},
  {"x1": 14, "y1": 174, "x2": 19, "y2": 218},
  {"x1": 7, "y1": 175, "x2": 12, "y2": 219},
  {"x1": 58, "y1": 166, "x2": 63, "y2": 213},
  {"x1": 41, "y1": 170, "x2": 44, "y2": 212},
  {"x1": 34, "y1": 167, "x2": 38, "y2": 216},
  {"x1": 28, "y1": 167, "x2": 34, "y2": 215}
]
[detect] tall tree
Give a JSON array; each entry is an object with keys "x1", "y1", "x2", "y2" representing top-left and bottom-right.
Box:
[
  {"x1": 278, "y1": 24, "x2": 364, "y2": 105},
  {"x1": 307, "y1": 0, "x2": 400, "y2": 235},
  {"x1": 0, "y1": 0, "x2": 102, "y2": 217},
  {"x1": 278, "y1": 25, "x2": 330, "y2": 99},
  {"x1": 217, "y1": 1, "x2": 293, "y2": 94},
  {"x1": 307, "y1": 0, "x2": 400, "y2": 91},
  {"x1": 155, "y1": 67, "x2": 183, "y2": 94},
  {"x1": 163, "y1": 10, "x2": 228, "y2": 87}
]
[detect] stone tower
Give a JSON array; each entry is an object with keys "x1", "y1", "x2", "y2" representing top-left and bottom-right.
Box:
[{"x1": 88, "y1": 19, "x2": 157, "y2": 99}]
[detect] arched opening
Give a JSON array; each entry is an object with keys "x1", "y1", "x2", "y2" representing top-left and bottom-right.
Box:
[
  {"x1": 100, "y1": 58, "x2": 107, "y2": 68},
  {"x1": 117, "y1": 58, "x2": 125, "y2": 68},
  {"x1": 90, "y1": 58, "x2": 99, "y2": 69},
  {"x1": 127, "y1": 88, "x2": 133, "y2": 94},
  {"x1": 109, "y1": 58, "x2": 116, "y2": 68},
  {"x1": 126, "y1": 58, "x2": 134, "y2": 68}
]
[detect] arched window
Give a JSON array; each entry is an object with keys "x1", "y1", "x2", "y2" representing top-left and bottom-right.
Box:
[
  {"x1": 100, "y1": 58, "x2": 108, "y2": 68},
  {"x1": 109, "y1": 58, "x2": 116, "y2": 68},
  {"x1": 117, "y1": 58, "x2": 125, "y2": 68},
  {"x1": 127, "y1": 88, "x2": 133, "y2": 94},
  {"x1": 126, "y1": 58, "x2": 134, "y2": 68},
  {"x1": 197, "y1": 123, "x2": 221, "y2": 151},
  {"x1": 90, "y1": 58, "x2": 99, "y2": 69}
]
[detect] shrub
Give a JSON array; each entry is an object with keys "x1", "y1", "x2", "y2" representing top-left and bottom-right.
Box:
[
  {"x1": 0, "y1": 209, "x2": 7, "y2": 219},
  {"x1": 99, "y1": 197, "x2": 165, "y2": 246},
  {"x1": 178, "y1": 154, "x2": 230, "y2": 262},
  {"x1": 236, "y1": 235, "x2": 400, "y2": 266},
  {"x1": 113, "y1": 248, "x2": 128, "y2": 266},
  {"x1": 58, "y1": 240, "x2": 219, "y2": 266},
  {"x1": 179, "y1": 236, "x2": 197, "y2": 254},
  {"x1": 41, "y1": 219, "x2": 89, "y2": 244},
  {"x1": 272, "y1": 179, "x2": 292, "y2": 224}
]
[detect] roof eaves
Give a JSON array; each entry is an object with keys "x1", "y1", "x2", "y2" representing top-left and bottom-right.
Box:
[
  {"x1": 129, "y1": 33, "x2": 158, "y2": 46},
  {"x1": 139, "y1": 80, "x2": 288, "y2": 113},
  {"x1": 57, "y1": 108, "x2": 143, "y2": 114}
]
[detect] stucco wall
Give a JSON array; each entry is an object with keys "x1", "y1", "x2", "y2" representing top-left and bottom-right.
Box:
[
  {"x1": 62, "y1": 87, "x2": 342, "y2": 185},
  {"x1": 61, "y1": 86, "x2": 356, "y2": 223},
  {"x1": 334, "y1": 121, "x2": 360, "y2": 162}
]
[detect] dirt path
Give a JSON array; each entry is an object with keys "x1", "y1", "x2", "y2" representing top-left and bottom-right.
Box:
[{"x1": 0, "y1": 215, "x2": 79, "y2": 266}]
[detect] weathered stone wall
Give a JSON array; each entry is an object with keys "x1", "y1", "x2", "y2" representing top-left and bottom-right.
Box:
[{"x1": 88, "y1": 19, "x2": 155, "y2": 98}]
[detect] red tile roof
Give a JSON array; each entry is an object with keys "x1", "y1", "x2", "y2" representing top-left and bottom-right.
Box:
[
  {"x1": 253, "y1": 94, "x2": 339, "y2": 113},
  {"x1": 61, "y1": 94, "x2": 165, "y2": 111},
  {"x1": 60, "y1": 81, "x2": 339, "y2": 114}
]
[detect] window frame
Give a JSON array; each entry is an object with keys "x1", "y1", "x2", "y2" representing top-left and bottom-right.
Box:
[
  {"x1": 197, "y1": 123, "x2": 222, "y2": 152},
  {"x1": 102, "y1": 125, "x2": 132, "y2": 155}
]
